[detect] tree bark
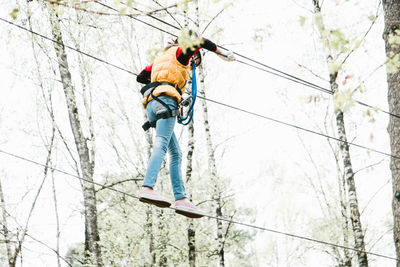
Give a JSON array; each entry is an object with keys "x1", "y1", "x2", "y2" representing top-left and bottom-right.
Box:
[
  {"x1": 186, "y1": 121, "x2": 196, "y2": 267},
  {"x1": 199, "y1": 67, "x2": 225, "y2": 266},
  {"x1": 0, "y1": 178, "x2": 12, "y2": 267},
  {"x1": 312, "y1": 1, "x2": 368, "y2": 266},
  {"x1": 187, "y1": 3, "x2": 198, "y2": 266},
  {"x1": 47, "y1": 5, "x2": 103, "y2": 266},
  {"x1": 382, "y1": 1, "x2": 400, "y2": 265}
]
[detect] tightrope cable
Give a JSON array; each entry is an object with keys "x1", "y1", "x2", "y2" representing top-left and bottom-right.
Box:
[
  {"x1": 0, "y1": 17, "x2": 396, "y2": 160},
  {"x1": 196, "y1": 95, "x2": 398, "y2": 160},
  {"x1": 0, "y1": 17, "x2": 136, "y2": 76},
  {"x1": 1, "y1": 13, "x2": 398, "y2": 262},
  {"x1": 0, "y1": 148, "x2": 397, "y2": 262},
  {"x1": 96, "y1": 1, "x2": 400, "y2": 119},
  {"x1": 95, "y1": 2, "x2": 179, "y2": 37}
]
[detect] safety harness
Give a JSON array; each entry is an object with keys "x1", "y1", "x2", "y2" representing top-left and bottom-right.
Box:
[{"x1": 141, "y1": 60, "x2": 197, "y2": 131}]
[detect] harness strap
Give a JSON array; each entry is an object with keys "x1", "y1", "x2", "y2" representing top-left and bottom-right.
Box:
[
  {"x1": 140, "y1": 76, "x2": 188, "y2": 131},
  {"x1": 141, "y1": 83, "x2": 181, "y2": 131},
  {"x1": 142, "y1": 108, "x2": 179, "y2": 131},
  {"x1": 140, "y1": 82, "x2": 182, "y2": 98}
]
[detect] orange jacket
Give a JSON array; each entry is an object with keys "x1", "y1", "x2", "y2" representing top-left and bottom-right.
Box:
[{"x1": 142, "y1": 46, "x2": 190, "y2": 107}]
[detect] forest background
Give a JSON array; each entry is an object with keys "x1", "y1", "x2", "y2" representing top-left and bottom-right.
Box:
[{"x1": 0, "y1": 0, "x2": 396, "y2": 266}]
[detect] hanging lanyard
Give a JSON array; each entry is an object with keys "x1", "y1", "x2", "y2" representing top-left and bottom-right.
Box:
[{"x1": 178, "y1": 60, "x2": 197, "y2": 125}]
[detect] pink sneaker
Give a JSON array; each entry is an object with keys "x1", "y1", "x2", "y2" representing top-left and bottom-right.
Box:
[
  {"x1": 174, "y1": 198, "x2": 205, "y2": 218},
  {"x1": 139, "y1": 187, "x2": 171, "y2": 208}
]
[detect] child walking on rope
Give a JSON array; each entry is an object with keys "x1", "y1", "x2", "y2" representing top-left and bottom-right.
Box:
[{"x1": 137, "y1": 32, "x2": 235, "y2": 218}]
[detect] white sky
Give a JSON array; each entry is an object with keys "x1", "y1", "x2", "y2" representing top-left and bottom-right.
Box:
[{"x1": 0, "y1": 0, "x2": 396, "y2": 266}]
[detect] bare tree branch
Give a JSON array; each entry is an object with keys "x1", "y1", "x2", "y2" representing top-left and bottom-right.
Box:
[{"x1": 341, "y1": 0, "x2": 382, "y2": 65}]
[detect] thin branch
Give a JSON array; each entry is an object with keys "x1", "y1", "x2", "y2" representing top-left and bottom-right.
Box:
[
  {"x1": 46, "y1": 0, "x2": 178, "y2": 17},
  {"x1": 25, "y1": 233, "x2": 74, "y2": 267},
  {"x1": 11, "y1": 128, "x2": 55, "y2": 265},
  {"x1": 361, "y1": 178, "x2": 390, "y2": 216},
  {"x1": 202, "y1": 8, "x2": 225, "y2": 34},
  {"x1": 146, "y1": 3, "x2": 178, "y2": 16},
  {"x1": 45, "y1": 0, "x2": 142, "y2": 16},
  {"x1": 95, "y1": 178, "x2": 143, "y2": 193},
  {"x1": 354, "y1": 159, "x2": 386, "y2": 175},
  {"x1": 150, "y1": 0, "x2": 182, "y2": 28},
  {"x1": 297, "y1": 63, "x2": 329, "y2": 82},
  {"x1": 341, "y1": 0, "x2": 382, "y2": 65}
]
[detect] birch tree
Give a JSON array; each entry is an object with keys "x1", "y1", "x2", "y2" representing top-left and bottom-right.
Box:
[
  {"x1": 311, "y1": 0, "x2": 368, "y2": 266},
  {"x1": 183, "y1": 3, "x2": 198, "y2": 266},
  {"x1": 382, "y1": 0, "x2": 400, "y2": 265},
  {"x1": 46, "y1": 4, "x2": 103, "y2": 266}
]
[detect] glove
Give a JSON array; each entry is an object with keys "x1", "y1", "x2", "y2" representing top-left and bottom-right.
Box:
[{"x1": 216, "y1": 49, "x2": 235, "y2": 62}]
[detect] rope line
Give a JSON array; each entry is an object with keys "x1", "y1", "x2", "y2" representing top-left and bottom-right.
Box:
[
  {"x1": 96, "y1": 2, "x2": 178, "y2": 37},
  {"x1": 236, "y1": 59, "x2": 332, "y2": 94},
  {"x1": 0, "y1": 17, "x2": 136, "y2": 76},
  {"x1": 0, "y1": 17, "x2": 396, "y2": 160},
  {"x1": 96, "y1": 1, "x2": 400, "y2": 119},
  {"x1": 0, "y1": 148, "x2": 397, "y2": 262},
  {"x1": 196, "y1": 95, "x2": 398, "y2": 160},
  {"x1": 1, "y1": 13, "x2": 398, "y2": 262}
]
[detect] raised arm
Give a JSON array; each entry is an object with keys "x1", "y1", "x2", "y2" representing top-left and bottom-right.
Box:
[{"x1": 176, "y1": 38, "x2": 234, "y2": 65}]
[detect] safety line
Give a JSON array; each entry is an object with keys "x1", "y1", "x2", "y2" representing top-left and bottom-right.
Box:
[
  {"x1": 125, "y1": 2, "x2": 181, "y2": 31},
  {"x1": 0, "y1": 17, "x2": 136, "y2": 76},
  {"x1": 96, "y1": 1, "x2": 400, "y2": 119},
  {"x1": 1, "y1": 17, "x2": 397, "y2": 160},
  {"x1": 1, "y1": 15, "x2": 398, "y2": 262},
  {"x1": 236, "y1": 58, "x2": 332, "y2": 94},
  {"x1": 196, "y1": 95, "x2": 398, "y2": 160},
  {"x1": 96, "y1": 1, "x2": 332, "y2": 94},
  {"x1": 3, "y1": 4, "x2": 395, "y2": 264},
  {"x1": 0, "y1": 148, "x2": 397, "y2": 262},
  {"x1": 95, "y1": 2, "x2": 178, "y2": 37}
]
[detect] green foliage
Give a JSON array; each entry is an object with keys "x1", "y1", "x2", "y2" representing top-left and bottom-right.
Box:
[
  {"x1": 118, "y1": 7, "x2": 127, "y2": 15},
  {"x1": 386, "y1": 53, "x2": 400, "y2": 74},
  {"x1": 53, "y1": 4, "x2": 64, "y2": 15},
  {"x1": 368, "y1": 14, "x2": 377, "y2": 21},
  {"x1": 177, "y1": 0, "x2": 194, "y2": 11},
  {"x1": 253, "y1": 28, "x2": 266, "y2": 43},
  {"x1": 328, "y1": 59, "x2": 342, "y2": 74},
  {"x1": 299, "y1": 16, "x2": 307, "y2": 27},
  {"x1": 314, "y1": 11, "x2": 356, "y2": 55},
  {"x1": 333, "y1": 89, "x2": 355, "y2": 112},
  {"x1": 386, "y1": 30, "x2": 400, "y2": 74},
  {"x1": 125, "y1": 0, "x2": 134, "y2": 7},
  {"x1": 314, "y1": 12, "x2": 325, "y2": 33},
  {"x1": 177, "y1": 28, "x2": 203, "y2": 54},
  {"x1": 10, "y1": 8, "x2": 19, "y2": 20},
  {"x1": 329, "y1": 29, "x2": 349, "y2": 52},
  {"x1": 223, "y1": 1, "x2": 233, "y2": 9},
  {"x1": 179, "y1": 0, "x2": 194, "y2": 4},
  {"x1": 389, "y1": 31, "x2": 400, "y2": 48},
  {"x1": 364, "y1": 108, "x2": 378, "y2": 123},
  {"x1": 65, "y1": 243, "x2": 86, "y2": 267}
]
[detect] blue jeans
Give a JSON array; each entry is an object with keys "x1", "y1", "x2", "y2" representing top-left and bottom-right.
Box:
[{"x1": 143, "y1": 96, "x2": 186, "y2": 200}]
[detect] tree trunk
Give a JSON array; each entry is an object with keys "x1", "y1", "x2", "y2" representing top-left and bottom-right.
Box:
[
  {"x1": 312, "y1": 1, "x2": 368, "y2": 266},
  {"x1": 199, "y1": 67, "x2": 225, "y2": 266},
  {"x1": 186, "y1": 121, "x2": 196, "y2": 267},
  {"x1": 186, "y1": 3, "x2": 198, "y2": 266},
  {"x1": 47, "y1": 5, "x2": 103, "y2": 266},
  {"x1": 0, "y1": 178, "x2": 13, "y2": 267},
  {"x1": 329, "y1": 32, "x2": 368, "y2": 267},
  {"x1": 332, "y1": 81, "x2": 368, "y2": 267},
  {"x1": 382, "y1": 1, "x2": 400, "y2": 265}
]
